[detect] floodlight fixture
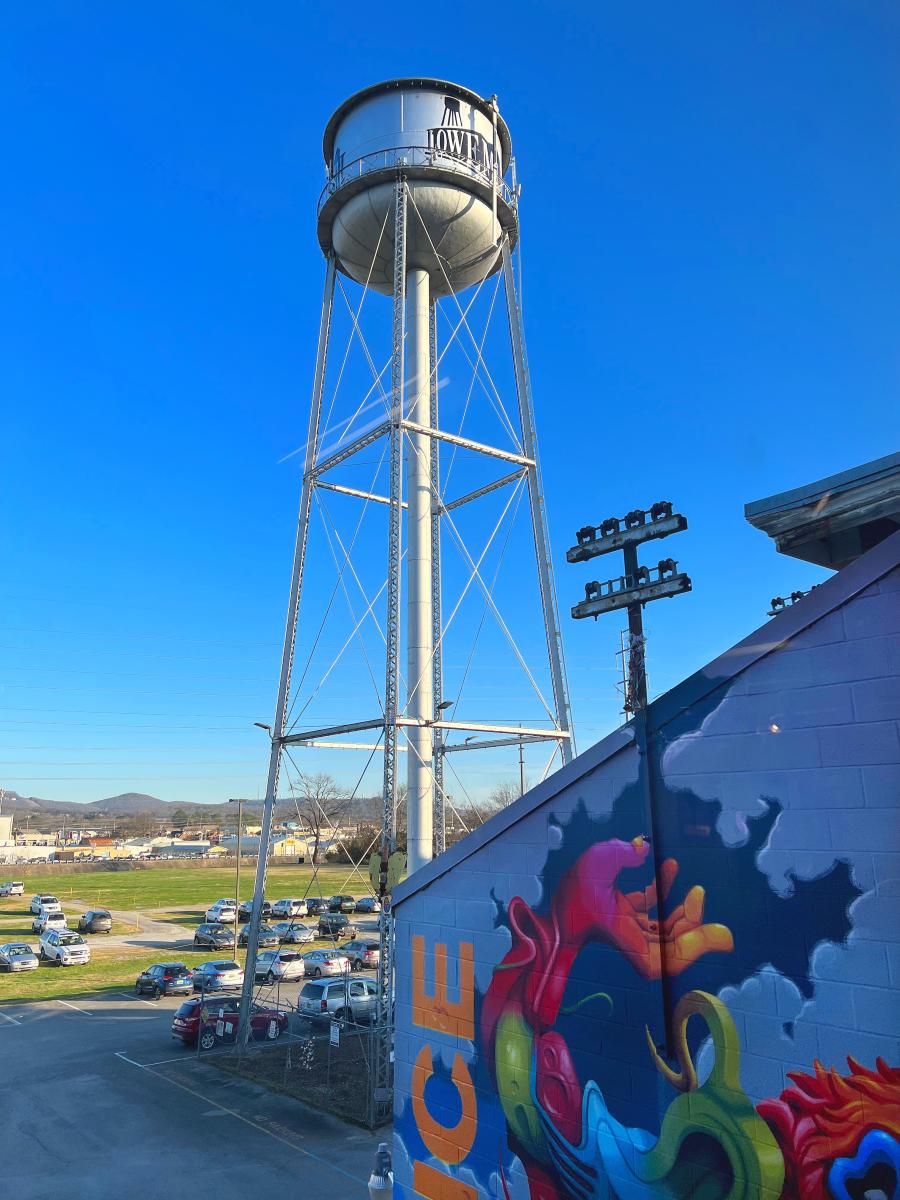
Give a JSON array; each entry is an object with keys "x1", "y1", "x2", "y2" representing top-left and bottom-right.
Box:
[
  {"x1": 572, "y1": 562, "x2": 692, "y2": 620},
  {"x1": 567, "y1": 502, "x2": 688, "y2": 563}
]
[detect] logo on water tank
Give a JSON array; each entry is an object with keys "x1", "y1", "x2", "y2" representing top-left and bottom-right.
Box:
[{"x1": 426, "y1": 95, "x2": 496, "y2": 175}]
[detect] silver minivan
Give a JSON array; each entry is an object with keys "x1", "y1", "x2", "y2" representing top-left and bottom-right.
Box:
[{"x1": 298, "y1": 976, "x2": 377, "y2": 1024}]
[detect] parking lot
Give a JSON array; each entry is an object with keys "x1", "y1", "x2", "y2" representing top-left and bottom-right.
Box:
[{"x1": 1, "y1": 985, "x2": 383, "y2": 1200}]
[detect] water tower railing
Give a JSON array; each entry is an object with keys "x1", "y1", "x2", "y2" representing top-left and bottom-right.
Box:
[{"x1": 319, "y1": 145, "x2": 517, "y2": 213}]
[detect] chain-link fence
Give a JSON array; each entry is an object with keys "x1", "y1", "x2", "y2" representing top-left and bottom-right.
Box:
[{"x1": 189, "y1": 979, "x2": 392, "y2": 1130}]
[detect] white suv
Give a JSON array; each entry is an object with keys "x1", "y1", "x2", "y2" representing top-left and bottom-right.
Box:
[
  {"x1": 40, "y1": 929, "x2": 91, "y2": 966},
  {"x1": 0, "y1": 881, "x2": 24, "y2": 897},
  {"x1": 254, "y1": 949, "x2": 306, "y2": 984},
  {"x1": 29, "y1": 894, "x2": 61, "y2": 915},
  {"x1": 32, "y1": 909, "x2": 68, "y2": 935},
  {"x1": 205, "y1": 899, "x2": 237, "y2": 923},
  {"x1": 271, "y1": 898, "x2": 308, "y2": 919}
]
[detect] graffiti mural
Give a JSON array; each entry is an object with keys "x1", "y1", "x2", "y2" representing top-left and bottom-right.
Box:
[{"x1": 392, "y1": 558, "x2": 900, "y2": 1200}]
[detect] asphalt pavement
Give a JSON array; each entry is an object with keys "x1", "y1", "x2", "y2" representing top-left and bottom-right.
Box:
[{"x1": 1, "y1": 989, "x2": 383, "y2": 1200}]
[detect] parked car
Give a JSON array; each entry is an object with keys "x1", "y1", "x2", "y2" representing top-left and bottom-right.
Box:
[
  {"x1": 301, "y1": 948, "x2": 350, "y2": 978},
  {"x1": 318, "y1": 913, "x2": 357, "y2": 940},
  {"x1": 205, "y1": 899, "x2": 237, "y2": 923},
  {"x1": 193, "y1": 922, "x2": 235, "y2": 950},
  {"x1": 31, "y1": 909, "x2": 68, "y2": 935},
  {"x1": 135, "y1": 962, "x2": 194, "y2": 998},
  {"x1": 254, "y1": 949, "x2": 306, "y2": 984},
  {"x1": 0, "y1": 941, "x2": 39, "y2": 972},
  {"x1": 328, "y1": 895, "x2": 356, "y2": 913},
  {"x1": 354, "y1": 896, "x2": 381, "y2": 915},
  {"x1": 39, "y1": 929, "x2": 91, "y2": 966},
  {"x1": 0, "y1": 881, "x2": 24, "y2": 897},
  {"x1": 237, "y1": 899, "x2": 273, "y2": 923},
  {"x1": 340, "y1": 939, "x2": 380, "y2": 971},
  {"x1": 170, "y1": 996, "x2": 287, "y2": 1047},
  {"x1": 270, "y1": 921, "x2": 316, "y2": 945},
  {"x1": 270, "y1": 897, "x2": 308, "y2": 919},
  {"x1": 77, "y1": 909, "x2": 112, "y2": 934},
  {"x1": 305, "y1": 898, "x2": 329, "y2": 916},
  {"x1": 29, "y1": 894, "x2": 61, "y2": 915},
  {"x1": 237, "y1": 923, "x2": 279, "y2": 948},
  {"x1": 192, "y1": 960, "x2": 244, "y2": 993},
  {"x1": 298, "y1": 976, "x2": 377, "y2": 1024}
]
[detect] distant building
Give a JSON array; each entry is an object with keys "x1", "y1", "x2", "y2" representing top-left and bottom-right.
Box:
[{"x1": 217, "y1": 833, "x2": 312, "y2": 860}]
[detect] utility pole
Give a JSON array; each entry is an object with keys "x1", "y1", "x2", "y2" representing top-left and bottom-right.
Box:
[
  {"x1": 228, "y1": 798, "x2": 244, "y2": 959},
  {"x1": 567, "y1": 502, "x2": 691, "y2": 713},
  {"x1": 518, "y1": 726, "x2": 525, "y2": 798}
]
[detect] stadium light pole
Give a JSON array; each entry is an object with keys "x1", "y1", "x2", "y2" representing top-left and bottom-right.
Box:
[{"x1": 567, "y1": 502, "x2": 691, "y2": 713}]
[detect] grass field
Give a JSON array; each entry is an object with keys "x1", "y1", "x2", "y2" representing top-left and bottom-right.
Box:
[
  {"x1": 0, "y1": 861, "x2": 382, "y2": 1004},
  {"x1": 0, "y1": 945, "x2": 218, "y2": 1003},
  {"x1": 1, "y1": 863, "x2": 378, "y2": 912}
]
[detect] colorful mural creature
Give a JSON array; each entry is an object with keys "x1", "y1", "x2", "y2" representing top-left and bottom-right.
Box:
[
  {"x1": 481, "y1": 836, "x2": 900, "y2": 1200},
  {"x1": 759, "y1": 1058, "x2": 900, "y2": 1200}
]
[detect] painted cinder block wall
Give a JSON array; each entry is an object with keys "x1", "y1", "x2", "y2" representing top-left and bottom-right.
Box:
[{"x1": 391, "y1": 531, "x2": 900, "y2": 1200}]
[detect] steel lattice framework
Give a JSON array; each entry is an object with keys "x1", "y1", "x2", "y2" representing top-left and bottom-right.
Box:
[{"x1": 237, "y1": 171, "x2": 574, "y2": 1115}]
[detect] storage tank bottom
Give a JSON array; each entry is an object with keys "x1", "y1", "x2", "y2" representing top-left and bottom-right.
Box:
[{"x1": 330, "y1": 180, "x2": 502, "y2": 297}]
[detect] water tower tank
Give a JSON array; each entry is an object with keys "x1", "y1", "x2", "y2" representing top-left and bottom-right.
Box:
[{"x1": 318, "y1": 78, "x2": 518, "y2": 298}]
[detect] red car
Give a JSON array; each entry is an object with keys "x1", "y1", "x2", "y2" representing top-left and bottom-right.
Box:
[{"x1": 171, "y1": 996, "x2": 288, "y2": 1049}]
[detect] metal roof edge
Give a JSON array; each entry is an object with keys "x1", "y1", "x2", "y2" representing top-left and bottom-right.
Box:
[
  {"x1": 392, "y1": 724, "x2": 636, "y2": 906},
  {"x1": 744, "y1": 451, "x2": 900, "y2": 519},
  {"x1": 392, "y1": 528, "x2": 900, "y2": 907}
]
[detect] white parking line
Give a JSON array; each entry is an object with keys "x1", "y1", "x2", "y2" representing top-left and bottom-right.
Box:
[
  {"x1": 55, "y1": 999, "x2": 93, "y2": 1016},
  {"x1": 115, "y1": 1051, "x2": 188, "y2": 1067},
  {"x1": 114, "y1": 1051, "x2": 145, "y2": 1067},
  {"x1": 0, "y1": 1011, "x2": 22, "y2": 1026},
  {"x1": 114, "y1": 1053, "x2": 367, "y2": 1184},
  {"x1": 114, "y1": 992, "x2": 158, "y2": 1007}
]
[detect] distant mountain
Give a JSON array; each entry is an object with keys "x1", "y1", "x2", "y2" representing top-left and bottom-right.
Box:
[
  {"x1": 0, "y1": 790, "x2": 224, "y2": 816},
  {"x1": 0, "y1": 791, "x2": 69, "y2": 814},
  {"x1": 83, "y1": 792, "x2": 172, "y2": 815}
]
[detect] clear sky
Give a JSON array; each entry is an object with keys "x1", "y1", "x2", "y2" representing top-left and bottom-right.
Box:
[{"x1": 1, "y1": 2, "x2": 897, "y2": 807}]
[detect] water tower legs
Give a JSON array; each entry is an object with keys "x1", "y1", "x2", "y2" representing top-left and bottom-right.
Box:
[{"x1": 405, "y1": 267, "x2": 434, "y2": 875}]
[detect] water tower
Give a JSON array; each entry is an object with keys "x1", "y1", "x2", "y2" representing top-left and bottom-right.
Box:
[{"x1": 238, "y1": 80, "x2": 574, "y2": 1080}]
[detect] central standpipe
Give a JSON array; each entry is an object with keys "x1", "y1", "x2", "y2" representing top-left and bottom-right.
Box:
[{"x1": 405, "y1": 267, "x2": 434, "y2": 875}]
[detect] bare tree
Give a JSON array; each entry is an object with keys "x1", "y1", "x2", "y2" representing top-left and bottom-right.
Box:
[
  {"x1": 440, "y1": 778, "x2": 527, "y2": 845},
  {"x1": 292, "y1": 773, "x2": 352, "y2": 864},
  {"x1": 489, "y1": 778, "x2": 529, "y2": 809}
]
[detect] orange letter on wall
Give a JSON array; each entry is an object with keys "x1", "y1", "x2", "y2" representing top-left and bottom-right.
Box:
[
  {"x1": 412, "y1": 1044, "x2": 477, "y2": 1164},
  {"x1": 413, "y1": 1161, "x2": 479, "y2": 1199},
  {"x1": 412, "y1": 936, "x2": 475, "y2": 1039}
]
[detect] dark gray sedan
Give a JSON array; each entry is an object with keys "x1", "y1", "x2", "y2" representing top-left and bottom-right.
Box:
[
  {"x1": 237, "y1": 923, "x2": 279, "y2": 948},
  {"x1": 0, "y1": 942, "x2": 39, "y2": 972},
  {"x1": 77, "y1": 909, "x2": 113, "y2": 934},
  {"x1": 192, "y1": 922, "x2": 234, "y2": 950}
]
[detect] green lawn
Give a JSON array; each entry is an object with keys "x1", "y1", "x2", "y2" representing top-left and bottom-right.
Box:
[
  {"x1": 2, "y1": 863, "x2": 377, "y2": 912},
  {"x1": 0, "y1": 908, "x2": 136, "y2": 939},
  {"x1": 0, "y1": 946, "x2": 217, "y2": 1004}
]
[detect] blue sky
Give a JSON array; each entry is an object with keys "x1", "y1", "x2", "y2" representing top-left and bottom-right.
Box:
[{"x1": 1, "y1": 2, "x2": 897, "y2": 807}]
